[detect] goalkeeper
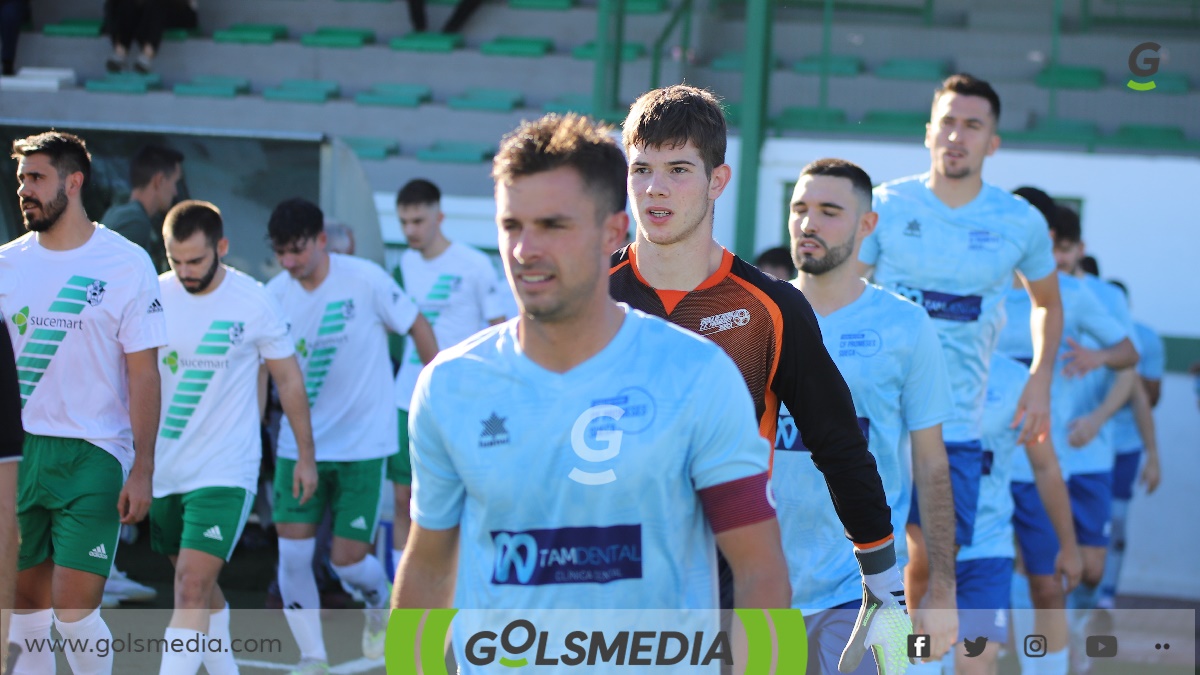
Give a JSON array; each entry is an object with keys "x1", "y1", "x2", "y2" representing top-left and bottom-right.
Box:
[{"x1": 771, "y1": 159, "x2": 959, "y2": 673}]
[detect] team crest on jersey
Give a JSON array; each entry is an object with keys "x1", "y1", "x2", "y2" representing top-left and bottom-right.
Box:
[
  {"x1": 342, "y1": 299, "x2": 356, "y2": 320},
  {"x1": 228, "y1": 322, "x2": 245, "y2": 346},
  {"x1": 698, "y1": 309, "x2": 751, "y2": 335},
  {"x1": 480, "y1": 412, "x2": 509, "y2": 447},
  {"x1": 86, "y1": 280, "x2": 106, "y2": 306},
  {"x1": 904, "y1": 219, "x2": 922, "y2": 237}
]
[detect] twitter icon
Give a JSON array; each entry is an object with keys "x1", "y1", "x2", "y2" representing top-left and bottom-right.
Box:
[{"x1": 964, "y1": 637, "x2": 989, "y2": 657}]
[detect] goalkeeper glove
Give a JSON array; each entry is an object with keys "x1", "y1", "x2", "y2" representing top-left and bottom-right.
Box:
[{"x1": 839, "y1": 539, "x2": 913, "y2": 674}]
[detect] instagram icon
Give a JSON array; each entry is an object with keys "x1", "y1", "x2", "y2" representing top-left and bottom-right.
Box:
[{"x1": 1024, "y1": 634, "x2": 1047, "y2": 658}]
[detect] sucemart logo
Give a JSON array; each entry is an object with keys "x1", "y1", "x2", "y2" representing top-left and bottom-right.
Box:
[
  {"x1": 11, "y1": 306, "x2": 29, "y2": 335},
  {"x1": 303, "y1": 300, "x2": 350, "y2": 406},
  {"x1": 386, "y1": 609, "x2": 808, "y2": 673},
  {"x1": 163, "y1": 351, "x2": 180, "y2": 374},
  {"x1": 295, "y1": 338, "x2": 309, "y2": 358},
  {"x1": 1127, "y1": 41, "x2": 1161, "y2": 91}
]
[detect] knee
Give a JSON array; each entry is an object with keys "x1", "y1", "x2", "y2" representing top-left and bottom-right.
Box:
[
  {"x1": 174, "y1": 570, "x2": 215, "y2": 609},
  {"x1": 330, "y1": 547, "x2": 366, "y2": 569},
  {"x1": 1028, "y1": 576, "x2": 1064, "y2": 609}
]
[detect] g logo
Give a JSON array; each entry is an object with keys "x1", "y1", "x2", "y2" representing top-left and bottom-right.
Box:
[
  {"x1": 569, "y1": 404, "x2": 624, "y2": 485},
  {"x1": 1127, "y1": 42, "x2": 1160, "y2": 91},
  {"x1": 493, "y1": 533, "x2": 538, "y2": 584}
]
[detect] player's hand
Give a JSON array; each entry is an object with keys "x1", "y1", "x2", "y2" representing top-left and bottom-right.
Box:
[
  {"x1": 1068, "y1": 414, "x2": 1101, "y2": 448},
  {"x1": 841, "y1": 543, "x2": 914, "y2": 673},
  {"x1": 911, "y1": 587, "x2": 957, "y2": 663},
  {"x1": 1055, "y1": 543, "x2": 1083, "y2": 592},
  {"x1": 118, "y1": 467, "x2": 152, "y2": 524},
  {"x1": 293, "y1": 458, "x2": 318, "y2": 505},
  {"x1": 1061, "y1": 337, "x2": 1104, "y2": 377},
  {"x1": 1139, "y1": 452, "x2": 1161, "y2": 494},
  {"x1": 1013, "y1": 377, "x2": 1051, "y2": 446}
]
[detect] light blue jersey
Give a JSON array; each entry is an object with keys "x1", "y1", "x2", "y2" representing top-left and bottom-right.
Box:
[
  {"x1": 410, "y1": 305, "x2": 770, "y2": 613},
  {"x1": 860, "y1": 175, "x2": 1056, "y2": 443},
  {"x1": 996, "y1": 273, "x2": 1128, "y2": 482},
  {"x1": 773, "y1": 283, "x2": 952, "y2": 613},
  {"x1": 959, "y1": 354, "x2": 1028, "y2": 561},
  {"x1": 1110, "y1": 322, "x2": 1164, "y2": 453},
  {"x1": 1068, "y1": 275, "x2": 1134, "y2": 475}
]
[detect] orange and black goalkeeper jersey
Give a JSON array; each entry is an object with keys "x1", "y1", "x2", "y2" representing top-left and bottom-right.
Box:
[{"x1": 609, "y1": 244, "x2": 892, "y2": 546}]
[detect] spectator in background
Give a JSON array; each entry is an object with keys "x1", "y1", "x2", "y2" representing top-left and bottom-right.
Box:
[
  {"x1": 1, "y1": 322, "x2": 23, "y2": 672},
  {"x1": 324, "y1": 221, "x2": 356, "y2": 256},
  {"x1": 102, "y1": 144, "x2": 183, "y2": 274},
  {"x1": 404, "y1": 0, "x2": 485, "y2": 34},
  {"x1": 754, "y1": 245, "x2": 797, "y2": 281},
  {"x1": 0, "y1": 0, "x2": 29, "y2": 76},
  {"x1": 104, "y1": 0, "x2": 196, "y2": 73}
]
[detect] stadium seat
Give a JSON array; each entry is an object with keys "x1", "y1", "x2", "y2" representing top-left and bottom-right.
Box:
[
  {"x1": 1035, "y1": 65, "x2": 1105, "y2": 90},
  {"x1": 510, "y1": 0, "x2": 575, "y2": 9},
  {"x1": 1096, "y1": 124, "x2": 1200, "y2": 150},
  {"x1": 572, "y1": 41, "x2": 646, "y2": 61},
  {"x1": 771, "y1": 106, "x2": 847, "y2": 132},
  {"x1": 85, "y1": 72, "x2": 162, "y2": 94},
  {"x1": 162, "y1": 28, "x2": 199, "y2": 42},
  {"x1": 1127, "y1": 71, "x2": 1189, "y2": 95},
  {"x1": 341, "y1": 136, "x2": 401, "y2": 160},
  {"x1": 447, "y1": 87, "x2": 524, "y2": 111},
  {"x1": 480, "y1": 36, "x2": 554, "y2": 57},
  {"x1": 390, "y1": 33, "x2": 464, "y2": 52},
  {"x1": 625, "y1": 0, "x2": 668, "y2": 13},
  {"x1": 850, "y1": 110, "x2": 928, "y2": 136},
  {"x1": 173, "y1": 76, "x2": 251, "y2": 98},
  {"x1": 214, "y1": 24, "x2": 289, "y2": 44},
  {"x1": 1003, "y1": 118, "x2": 1099, "y2": 146},
  {"x1": 416, "y1": 141, "x2": 496, "y2": 163},
  {"x1": 355, "y1": 83, "x2": 433, "y2": 107},
  {"x1": 263, "y1": 79, "x2": 341, "y2": 103},
  {"x1": 542, "y1": 93, "x2": 594, "y2": 114},
  {"x1": 873, "y1": 58, "x2": 948, "y2": 81},
  {"x1": 301, "y1": 27, "x2": 376, "y2": 48},
  {"x1": 43, "y1": 19, "x2": 103, "y2": 38},
  {"x1": 708, "y1": 51, "x2": 780, "y2": 72},
  {"x1": 791, "y1": 54, "x2": 863, "y2": 77}
]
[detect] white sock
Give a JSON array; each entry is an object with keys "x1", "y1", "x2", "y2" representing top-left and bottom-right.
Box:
[
  {"x1": 53, "y1": 608, "x2": 112, "y2": 675},
  {"x1": 392, "y1": 548, "x2": 404, "y2": 578},
  {"x1": 1036, "y1": 648, "x2": 1068, "y2": 675},
  {"x1": 333, "y1": 556, "x2": 390, "y2": 609},
  {"x1": 158, "y1": 627, "x2": 204, "y2": 675},
  {"x1": 9, "y1": 609, "x2": 55, "y2": 675},
  {"x1": 277, "y1": 537, "x2": 326, "y2": 662},
  {"x1": 201, "y1": 604, "x2": 239, "y2": 675}
]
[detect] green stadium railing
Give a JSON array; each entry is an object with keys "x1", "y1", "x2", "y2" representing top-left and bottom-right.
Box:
[{"x1": 43, "y1": 19, "x2": 103, "y2": 38}]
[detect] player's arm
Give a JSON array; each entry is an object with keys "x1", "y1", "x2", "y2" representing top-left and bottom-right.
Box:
[
  {"x1": 1069, "y1": 367, "x2": 1136, "y2": 448},
  {"x1": 393, "y1": 524, "x2": 459, "y2": 608},
  {"x1": 1025, "y1": 437, "x2": 1082, "y2": 591},
  {"x1": 408, "y1": 314, "x2": 438, "y2": 364},
  {"x1": 909, "y1": 425, "x2": 957, "y2": 657},
  {"x1": 0, "y1": 325, "x2": 20, "y2": 659},
  {"x1": 119, "y1": 348, "x2": 160, "y2": 524},
  {"x1": 1060, "y1": 336, "x2": 1138, "y2": 378},
  {"x1": 266, "y1": 355, "x2": 317, "y2": 505},
  {"x1": 1143, "y1": 376, "x2": 1162, "y2": 408},
  {"x1": 1014, "y1": 271, "x2": 1063, "y2": 446},
  {"x1": 1130, "y1": 381, "x2": 1160, "y2": 493}
]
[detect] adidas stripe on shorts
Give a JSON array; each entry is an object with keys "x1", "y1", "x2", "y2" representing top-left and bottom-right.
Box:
[{"x1": 150, "y1": 486, "x2": 255, "y2": 561}]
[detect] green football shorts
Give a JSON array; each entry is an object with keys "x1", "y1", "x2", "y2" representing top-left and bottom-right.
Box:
[
  {"x1": 150, "y1": 486, "x2": 254, "y2": 561},
  {"x1": 273, "y1": 457, "x2": 385, "y2": 543}
]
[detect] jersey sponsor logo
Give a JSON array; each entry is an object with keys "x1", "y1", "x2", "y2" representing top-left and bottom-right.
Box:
[
  {"x1": 13, "y1": 275, "x2": 108, "y2": 408},
  {"x1": 295, "y1": 338, "x2": 308, "y2": 357},
  {"x1": 148, "y1": 298, "x2": 163, "y2": 314},
  {"x1": 839, "y1": 330, "x2": 883, "y2": 357},
  {"x1": 697, "y1": 309, "x2": 751, "y2": 336},
  {"x1": 491, "y1": 524, "x2": 642, "y2": 586},
  {"x1": 776, "y1": 415, "x2": 869, "y2": 452},
  {"x1": 10, "y1": 306, "x2": 29, "y2": 335},
  {"x1": 969, "y1": 230, "x2": 1002, "y2": 251},
  {"x1": 905, "y1": 219, "x2": 922, "y2": 237},
  {"x1": 480, "y1": 412, "x2": 510, "y2": 447},
  {"x1": 589, "y1": 387, "x2": 657, "y2": 434},
  {"x1": 895, "y1": 285, "x2": 982, "y2": 322},
  {"x1": 163, "y1": 350, "x2": 180, "y2": 374},
  {"x1": 89, "y1": 544, "x2": 109, "y2": 560},
  {"x1": 350, "y1": 516, "x2": 369, "y2": 531},
  {"x1": 203, "y1": 525, "x2": 224, "y2": 541},
  {"x1": 159, "y1": 320, "x2": 238, "y2": 440},
  {"x1": 303, "y1": 300, "x2": 352, "y2": 406},
  {"x1": 569, "y1": 405, "x2": 624, "y2": 485}
]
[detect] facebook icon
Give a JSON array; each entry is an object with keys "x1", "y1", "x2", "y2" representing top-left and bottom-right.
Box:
[{"x1": 908, "y1": 634, "x2": 932, "y2": 660}]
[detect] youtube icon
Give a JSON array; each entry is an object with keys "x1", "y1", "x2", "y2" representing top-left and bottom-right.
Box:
[{"x1": 1086, "y1": 635, "x2": 1118, "y2": 658}]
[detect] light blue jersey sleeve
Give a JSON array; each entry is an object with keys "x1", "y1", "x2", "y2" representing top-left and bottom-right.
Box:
[
  {"x1": 409, "y1": 360, "x2": 466, "y2": 530},
  {"x1": 1135, "y1": 323, "x2": 1165, "y2": 380},
  {"x1": 689, "y1": 349, "x2": 773, "y2": 490},
  {"x1": 903, "y1": 313, "x2": 954, "y2": 431},
  {"x1": 1015, "y1": 206, "x2": 1056, "y2": 282}
]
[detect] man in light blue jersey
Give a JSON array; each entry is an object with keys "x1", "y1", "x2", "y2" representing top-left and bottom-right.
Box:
[
  {"x1": 952, "y1": 353, "x2": 1080, "y2": 675},
  {"x1": 1098, "y1": 280, "x2": 1163, "y2": 609},
  {"x1": 394, "y1": 114, "x2": 790, "y2": 671},
  {"x1": 857, "y1": 75, "x2": 1063, "y2": 563},
  {"x1": 780, "y1": 158, "x2": 956, "y2": 671}
]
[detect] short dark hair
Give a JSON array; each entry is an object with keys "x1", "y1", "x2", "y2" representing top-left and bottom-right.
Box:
[
  {"x1": 268, "y1": 197, "x2": 324, "y2": 247},
  {"x1": 130, "y1": 144, "x2": 184, "y2": 189},
  {"x1": 800, "y1": 158, "x2": 873, "y2": 211},
  {"x1": 11, "y1": 130, "x2": 92, "y2": 188},
  {"x1": 1080, "y1": 255, "x2": 1099, "y2": 277},
  {"x1": 396, "y1": 179, "x2": 441, "y2": 207},
  {"x1": 933, "y1": 73, "x2": 1001, "y2": 122},
  {"x1": 493, "y1": 113, "x2": 627, "y2": 217},
  {"x1": 1051, "y1": 205, "x2": 1081, "y2": 244},
  {"x1": 623, "y1": 85, "x2": 726, "y2": 177},
  {"x1": 164, "y1": 200, "x2": 223, "y2": 247},
  {"x1": 1108, "y1": 278, "x2": 1127, "y2": 298},
  {"x1": 1013, "y1": 186, "x2": 1056, "y2": 228},
  {"x1": 754, "y1": 246, "x2": 796, "y2": 278}
]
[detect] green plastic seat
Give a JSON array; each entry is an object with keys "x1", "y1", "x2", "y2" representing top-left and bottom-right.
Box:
[
  {"x1": 44, "y1": 19, "x2": 103, "y2": 38},
  {"x1": 625, "y1": 0, "x2": 668, "y2": 13},
  {"x1": 226, "y1": 24, "x2": 289, "y2": 39},
  {"x1": 173, "y1": 76, "x2": 250, "y2": 98},
  {"x1": 355, "y1": 83, "x2": 432, "y2": 107},
  {"x1": 542, "y1": 94, "x2": 594, "y2": 114},
  {"x1": 214, "y1": 29, "x2": 280, "y2": 44},
  {"x1": 341, "y1": 136, "x2": 401, "y2": 160},
  {"x1": 480, "y1": 36, "x2": 554, "y2": 57},
  {"x1": 510, "y1": 0, "x2": 574, "y2": 9},
  {"x1": 448, "y1": 87, "x2": 524, "y2": 112},
  {"x1": 301, "y1": 27, "x2": 376, "y2": 48},
  {"x1": 264, "y1": 79, "x2": 340, "y2": 103},
  {"x1": 1126, "y1": 71, "x2": 1189, "y2": 95},
  {"x1": 1004, "y1": 118, "x2": 1099, "y2": 146},
  {"x1": 389, "y1": 32, "x2": 464, "y2": 52},
  {"x1": 771, "y1": 106, "x2": 846, "y2": 132},
  {"x1": 416, "y1": 141, "x2": 496, "y2": 163},
  {"x1": 708, "y1": 51, "x2": 780, "y2": 72},
  {"x1": 874, "y1": 58, "x2": 947, "y2": 81},
  {"x1": 850, "y1": 110, "x2": 928, "y2": 136},
  {"x1": 162, "y1": 28, "x2": 198, "y2": 42},
  {"x1": 85, "y1": 73, "x2": 162, "y2": 94},
  {"x1": 571, "y1": 41, "x2": 646, "y2": 61},
  {"x1": 1035, "y1": 65, "x2": 1105, "y2": 90},
  {"x1": 791, "y1": 54, "x2": 863, "y2": 77},
  {"x1": 1097, "y1": 124, "x2": 1199, "y2": 150}
]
